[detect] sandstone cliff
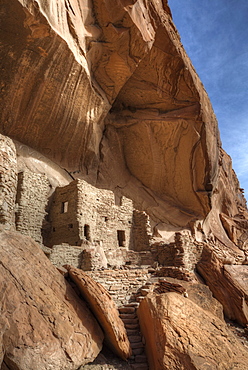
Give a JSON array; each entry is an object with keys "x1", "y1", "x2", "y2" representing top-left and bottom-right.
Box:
[
  {"x1": 1, "y1": 1, "x2": 248, "y2": 369},
  {"x1": 1, "y1": 0, "x2": 246, "y2": 232}
]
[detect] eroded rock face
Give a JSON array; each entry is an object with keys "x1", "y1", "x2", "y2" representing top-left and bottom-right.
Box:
[
  {"x1": 197, "y1": 246, "x2": 248, "y2": 326},
  {"x1": 1, "y1": 2, "x2": 248, "y2": 365},
  {"x1": 65, "y1": 265, "x2": 132, "y2": 360},
  {"x1": 138, "y1": 292, "x2": 248, "y2": 370},
  {"x1": 0, "y1": 231, "x2": 103, "y2": 370},
  {"x1": 0, "y1": 0, "x2": 230, "y2": 229}
]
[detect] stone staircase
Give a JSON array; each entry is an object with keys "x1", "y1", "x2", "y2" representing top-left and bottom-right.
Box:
[
  {"x1": 118, "y1": 302, "x2": 149, "y2": 370},
  {"x1": 87, "y1": 266, "x2": 194, "y2": 368}
]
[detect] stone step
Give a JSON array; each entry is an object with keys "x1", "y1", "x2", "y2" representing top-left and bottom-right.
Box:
[
  {"x1": 127, "y1": 328, "x2": 140, "y2": 336},
  {"x1": 130, "y1": 341, "x2": 144, "y2": 349},
  {"x1": 123, "y1": 302, "x2": 140, "y2": 308},
  {"x1": 129, "y1": 335, "x2": 142, "y2": 343},
  {"x1": 119, "y1": 313, "x2": 137, "y2": 319},
  {"x1": 118, "y1": 306, "x2": 136, "y2": 314},
  {"x1": 124, "y1": 323, "x2": 140, "y2": 330},
  {"x1": 135, "y1": 355, "x2": 148, "y2": 363},
  {"x1": 132, "y1": 348, "x2": 144, "y2": 356},
  {"x1": 122, "y1": 317, "x2": 139, "y2": 325}
]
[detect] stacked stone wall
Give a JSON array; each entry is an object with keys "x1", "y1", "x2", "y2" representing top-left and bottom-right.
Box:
[
  {"x1": 131, "y1": 210, "x2": 152, "y2": 251},
  {"x1": 77, "y1": 181, "x2": 134, "y2": 250},
  {"x1": 0, "y1": 135, "x2": 18, "y2": 230},
  {"x1": 48, "y1": 180, "x2": 134, "y2": 257},
  {"x1": 15, "y1": 169, "x2": 49, "y2": 243},
  {"x1": 87, "y1": 269, "x2": 151, "y2": 306},
  {"x1": 177, "y1": 232, "x2": 203, "y2": 271},
  {"x1": 49, "y1": 244, "x2": 85, "y2": 268},
  {"x1": 47, "y1": 181, "x2": 81, "y2": 246},
  {"x1": 151, "y1": 232, "x2": 204, "y2": 272}
]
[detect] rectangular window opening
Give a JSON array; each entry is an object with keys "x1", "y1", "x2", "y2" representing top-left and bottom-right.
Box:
[{"x1": 61, "y1": 201, "x2": 68, "y2": 213}]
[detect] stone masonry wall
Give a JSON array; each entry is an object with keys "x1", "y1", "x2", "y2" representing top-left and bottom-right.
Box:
[
  {"x1": 49, "y1": 244, "x2": 85, "y2": 268},
  {"x1": 15, "y1": 169, "x2": 49, "y2": 243},
  {"x1": 177, "y1": 232, "x2": 204, "y2": 272},
  {"x1": 131, "y1": 210, "x2": 152, "y2": 251},
  {"x1": 0, "y1": 134, "x2": 18, "y2": 230},
  {"x1": 77, "y1": 180, "x2": 134, "y2": 250},
  {"x1": 87, "y1": 269, "x2": 151, "y2": 306},
  {"x1": 48, "y1": 180, "x2": 134, "y2": 256},
  {"x1": 48, "y1": 181, "x2": 81, "y2": 246},
  {"x1": 49, "y1": 240, "x2": 108, "y2": 270},
  {"x1": 151, "y1": 232, "x2": 204, "y2": 272}
]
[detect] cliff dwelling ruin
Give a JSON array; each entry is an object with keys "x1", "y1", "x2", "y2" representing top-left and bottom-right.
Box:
[{"x1": 1, "y1": 1, "x2": 248, "y2": 369}]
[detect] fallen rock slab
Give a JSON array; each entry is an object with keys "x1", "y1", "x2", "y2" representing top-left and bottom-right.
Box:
[
  {"x1": 138, "y1": 292, "x2": 248, "y2": 370},
  {"x1": 224, "y1": 265, "x2": 248, "y2": 292},
  {"x1": 65, "y1": 265, "x2": 132, "y2": 360},
  {"x1": 197, "y1": 246, "x2": 248, "y2": 326},
  {"x1": 153, "y1": 277, "x2": 224, "y2": 320},
  {"x1": 0, "y1": 231, "x2": 103, "y2": 370}
]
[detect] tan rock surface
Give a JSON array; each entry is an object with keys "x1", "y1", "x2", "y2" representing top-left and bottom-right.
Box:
[
  {"x1": 0, "y1": 231, "x2": 103, "y2": 370},
  {"x1": 0, "y1": 0, "x2": 236, "y2": 229},
  {"x1": 197, "y1": 246, "x2": 248, "y2": 326},
  {"x1": 138, "y1": 292, "x2": 248, "y2": 370},
  {"x1": 202, "y1": 149, "x2": 247, "y2": 255},
  {"x1": 65, "y1": 266, "x2": 132, "y2": 360},
  {"x1": 154, "y1": 277, "x2": 224, "y2": 320}
]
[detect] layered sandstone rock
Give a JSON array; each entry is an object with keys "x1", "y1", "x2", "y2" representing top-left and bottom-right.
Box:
[
  {"x1": 138, "y1": 292, "x2": 248, "y2": 370},
  {"x1": 65, "y1": 266, "x2": 132, "y2": 360},
  {"x1": 202, "y1": 149, "x2": 247, "y2": 257},
  {"x1": 0, "y1": 231, "x2": 103, "y2": 370},
  {"x1": 197, "y1": 246, "x2": 248, "y2": 326},
  {"x1": 0, "y1": 0, "x2": 232, "y2": 229}
]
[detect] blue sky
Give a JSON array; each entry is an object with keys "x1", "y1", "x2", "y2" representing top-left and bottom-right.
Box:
[{"x1": 168, "y1": 0, "x2": 248, "y2": 200}]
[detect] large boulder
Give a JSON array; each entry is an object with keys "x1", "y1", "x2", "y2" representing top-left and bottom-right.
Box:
[
  {"x1": 65, "y1": 265, "x2": 132, "y2": 360},
  {"x1": 138, "y1": 292, "x2": 248, "y2": 370},
  {"x1": 197, "y1": 246, "x2": 248, "y2": 326},
  {"x1": 0, "y1": 231, "x2": 103, "y2": 370}
]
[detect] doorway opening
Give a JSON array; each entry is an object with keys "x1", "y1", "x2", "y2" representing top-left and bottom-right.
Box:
[
  {"x1": 84, "y1": 224, "x2": 91, "y2": 241},
  {"x1": 117, "y1": 230, "x2": 126, "y2": 247}
]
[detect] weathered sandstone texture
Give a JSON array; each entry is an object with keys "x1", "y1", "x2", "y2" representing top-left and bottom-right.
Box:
[
  {"x1": 197, "y1": 246, "x2": 248, "y2": 326},
  {"x1": 1, "y1": 0, "x2": 248, "y2": 367},
  {"x1": 1, "y1": 0, "x2": 247, "y2": 265},
  {"x1": 138, "y1": 292, "x2": 248, "y2": 370},
  {"x1": 0, "y1": 231, "x2": 103, "y2": 370},
  {"x1": 65, "y1": 266, "x2": 132, "y2": 360},
  {"x1": 2, "y1": 0, "x2": 245, "y2": 233}
]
